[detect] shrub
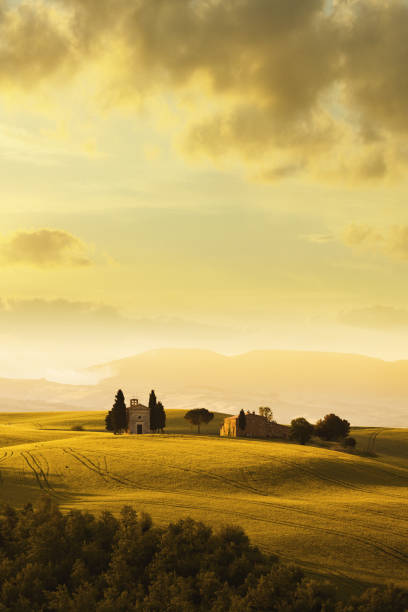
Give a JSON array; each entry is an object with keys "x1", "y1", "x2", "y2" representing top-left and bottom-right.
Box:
[
  {"x1": 342, "y1": 436, "x2": 356, "y2": 449},
  {"x1": 71, "y1": 425, "x2": 84, "y2": 431}
]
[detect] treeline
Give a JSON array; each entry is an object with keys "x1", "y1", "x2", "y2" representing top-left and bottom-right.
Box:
[
  {"x1": 290, "y1": 413, "x2": 355, "y2": 447},
  {"x1": 0, "y1": 500, "x2": 406, "y2": 611}
]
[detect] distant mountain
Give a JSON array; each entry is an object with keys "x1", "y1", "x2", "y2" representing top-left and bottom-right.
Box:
[{"x1": 0, "y1": 349, "x2": 407, "y2": 426}]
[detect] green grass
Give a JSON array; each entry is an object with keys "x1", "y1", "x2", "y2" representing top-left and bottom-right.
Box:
[{"x1": 0, "y1": 412, "x2": 408, "y2": 594}]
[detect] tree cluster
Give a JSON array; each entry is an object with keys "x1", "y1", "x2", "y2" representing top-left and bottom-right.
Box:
[
  {"x1": 0, "y1": 500, "x2": 406, "y2": 611},
  {"x1": 148, "y1": 390, "x2": 166, "y2": 433},
  {"x1": 184, "y1": 408, "x2": 214, "y2": 433},
  {"x1": 315, "y1": 414, "x2": 350, "y2": 441},
  {"x1": 290, "y1": 413, "x2": 353, "y2": 447},
  {"x1": 105, "y1": 389, "x2": 127, "y2": 435}
]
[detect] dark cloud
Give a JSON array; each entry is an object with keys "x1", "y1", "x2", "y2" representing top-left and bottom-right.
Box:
[
  {"x1": 0, "y1": 1, "x2": 75, "y2": 87},
  {"x1": 342, "y1": 1, "x2": 408, "y2": 135},
  {"x1": 1, "y1": 0, "x2": 408, "y2": 180},
  {"x1": 0, "y1": 228, "x2": 93, "y2": 267}
]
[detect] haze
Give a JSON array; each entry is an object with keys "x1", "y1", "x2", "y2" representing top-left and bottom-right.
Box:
[{"x1": 1, "y1": 0, "x2": 408, "y2": 380}]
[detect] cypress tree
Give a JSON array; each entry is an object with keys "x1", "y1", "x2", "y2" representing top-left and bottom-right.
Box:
[
  {"x1": 112, "y1": 389, "x2": 127, "y2": 434},
  {"x1": 105, "y1": 411, "x2": 114, "y2": 432},
  {"x1": 157, "y1": 401, "x2": 166, "y2": 433},
  {"x1": 238, "y1": 409, "x2": 246, "y2": 432},
  {"x1": 149, "y1": 390, "x2": 157, "y2": 432}
]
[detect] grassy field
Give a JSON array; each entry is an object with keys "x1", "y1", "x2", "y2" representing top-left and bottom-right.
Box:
[{"x1": 0, "y1": 411, "x2": 407, "y2": 594}]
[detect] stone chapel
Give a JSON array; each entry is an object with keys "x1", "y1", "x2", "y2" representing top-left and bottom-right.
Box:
[{"x1": 127, "y1": 398, "x2": 150, "y2": 434}]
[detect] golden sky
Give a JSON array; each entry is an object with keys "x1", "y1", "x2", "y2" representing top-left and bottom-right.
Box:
[{"x1": 2, "y1": 0, "x2": 408, "y2": 377}]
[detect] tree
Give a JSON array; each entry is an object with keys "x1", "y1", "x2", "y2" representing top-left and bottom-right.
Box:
[
  {"x1": 238, "y1": 409, "x2": 246, "y2": 431},
  {"x1": 184, "y1": 408, "x2": 214, "y2": 434},
  {"x1": 290, "y1": 418, "x2": 314, "y2": 445},
  {"x1": 110, "y1": 389, "x2": 127, "y2": 434},
  {"x1": 315, "y1": 413, "x2": 350, "y2": 441},
  {"x1": 105, "y1": 411, "x2": 113, "y2": 432},
  {"x1": 157, "y1": 401, "x2": 166, "y2": 433},
  {"x1": 149, "y1": 390, "x2": 158, "y2": 432},
  {"x1": 258, "y1": 407, "x2": 273, "y2": 422}
]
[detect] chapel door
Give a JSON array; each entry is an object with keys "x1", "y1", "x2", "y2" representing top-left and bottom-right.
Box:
[{"x1": 137, "y1": 424, "x2": 143, "y2": 434}]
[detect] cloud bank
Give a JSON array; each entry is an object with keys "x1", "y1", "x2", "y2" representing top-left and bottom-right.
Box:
[
  {"x1": 1, "y1": 0, "x2": 408, "y2": 181},
  {"x1": 0, "y1": 228, "x2": 93, "y2": 267}
]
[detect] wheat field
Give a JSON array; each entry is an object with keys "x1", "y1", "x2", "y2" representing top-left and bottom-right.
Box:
[{"x1": 0, "y1": 411, "x2": 407, "y2": 593}]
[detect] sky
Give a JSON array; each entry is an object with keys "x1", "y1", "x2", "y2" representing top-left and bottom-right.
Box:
[{"x1": 2, "y1": 0, "x2": 408, "y2": 379}]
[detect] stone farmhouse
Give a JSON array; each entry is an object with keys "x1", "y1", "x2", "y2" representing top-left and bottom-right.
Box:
[
  {"x1": 127, "y1": 398, "x2": 150, "y2": 434},
  {"x1": 220, "y1": 412, "x2": 290, "y2": 439}
]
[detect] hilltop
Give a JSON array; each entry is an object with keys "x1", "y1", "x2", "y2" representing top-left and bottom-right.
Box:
[{"x1": 1, "y1": 349, "x2": 408, "y2": 426}]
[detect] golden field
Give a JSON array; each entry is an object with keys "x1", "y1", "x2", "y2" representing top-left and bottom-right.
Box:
[{"x1": 0, "y1": 411, "x2": 407, "y2": 593}]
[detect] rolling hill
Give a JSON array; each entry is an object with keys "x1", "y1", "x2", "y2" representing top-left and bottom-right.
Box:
[
  {"x1": 0, "y1": 410, "x2": 407, "y2": 592},
  {"x1": 0, "y1": 349, "x2": 408, "y2": 426}
]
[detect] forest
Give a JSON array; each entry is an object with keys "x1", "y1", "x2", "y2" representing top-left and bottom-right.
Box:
[{"x1": 0, "y1": 499, "x2": 406, "y2": 612}]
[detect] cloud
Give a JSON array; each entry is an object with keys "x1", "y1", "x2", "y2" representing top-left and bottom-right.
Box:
[
  {"x1": 342, "y1": 224, "x2": 408, "y2": 261},
  {"x1": 0, "y1": 297, "x2": 126, "y2": 341},
  {"x1": 0, "y1": 1, "x2": 76, "y2": 88},
  {"x1": 342, "y1": 224, "x2": 383, "y2": 247},
  {"x1": 0, "y1": 297, "x2": 118, "y2": 320},
  {"x1": 339, "y1": 305, "x2": 408, "y2": 330},
  {"x1": 0, "y1": 298, "x2": 236, "y2": 340},
  {"x1": 0, "y1": 298, "x2": 244, "y2": 371},
  {"x1": 341, "y1": 1, "x2": 408, "y2": 136},
  {"x1": 304, "y1": 233, "x2": 335, "y2": 244},
  {"x1": 0, "y1": 228, "x2": 93, "y2": 267},
  {"x1": 1, "y1": 0, "x2": 408, "y2": 181}
]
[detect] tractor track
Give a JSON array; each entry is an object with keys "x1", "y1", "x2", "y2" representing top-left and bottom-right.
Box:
[
  {"x1": 160, "y1": 460, "x2": 408, "y2": 537},
  {"x1": 63, "y1": 447, "x2": 151, "y2": 490},
  {"x1": 20, "y1": 450, "x2": 60, "y2": 498},
  {"x1": 63, "y1": 448, "x2": 113, "y2": 484},
  {"x1": 0, "y1": 449, "x2": 13, "y2": 463},
  {"x1": 108, "y1": 493, "x2": 408, "y2": 567},
  {"x1": 63, "y1": 447, "x2": 266, "y2": 497},
  {"x1": 365, "y1": 428, "x2": 387, "y2": 454},
  {"x1": 21, "y1": 451, "x2": 45, "y2": 491},
  {"x1": 147, "y1": 456, "x2": 408, "y2": 525},
  {"x1": 62, "y1": 447, "x2": 408, "y2": 544},
  {"x1": 33, "y1": 447, "x2": 406, "y2": 568},
  {"x1": 255, "y1": 452, "x2": 408, "y2": 501},
  {"x1": 159, "y1": 459, "x2": 267, "y2": 497}
]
